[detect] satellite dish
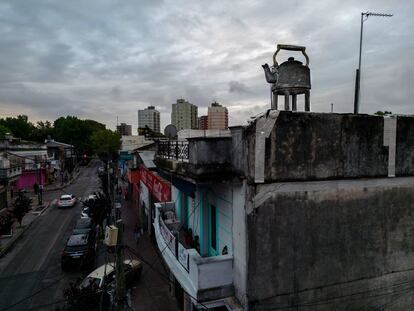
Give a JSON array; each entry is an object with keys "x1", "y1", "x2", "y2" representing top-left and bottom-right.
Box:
[{"x1": 164, "y1": 124, "x2": 177, "y2": 139}]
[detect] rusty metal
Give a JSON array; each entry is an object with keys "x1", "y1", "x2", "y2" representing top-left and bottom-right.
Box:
[{"x1": 263, "y1": 44, "x2": 311, "y2": 111}]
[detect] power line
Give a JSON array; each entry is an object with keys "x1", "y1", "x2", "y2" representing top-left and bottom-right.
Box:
[
  {"x1": 255, "y1": 266, "x2": 414, "y2": 305},
  {"x1": 256, "y1": 277, "x2": 414, "y2": 310},
  {"x1": 125, "y1": 245, "x2": 209, "y2": 310},
  {"x1": 0, "y1": 247, "x2": 107, "y2": 311}
]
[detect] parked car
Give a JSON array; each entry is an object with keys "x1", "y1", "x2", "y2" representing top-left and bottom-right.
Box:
[
  {"x1": 73, "y1": 218, "x2": 94, "y2": 235},
  {"x1": 98, "y1": 167, "x2": 105, "y2": 175},
  {"x1": 61, "y1": 232, "x2": 96, "y2": 271},
  {"x1": 58, "y1": 194, "x2": 76, "y2": 208},
  {"x1": 80, "y1": 259, "x2": 142, "y2": 290}
]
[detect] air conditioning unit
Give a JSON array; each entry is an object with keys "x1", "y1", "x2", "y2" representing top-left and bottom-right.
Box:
[{"x1": 104, "y1": 225, "x2": 118, "y2": 246}]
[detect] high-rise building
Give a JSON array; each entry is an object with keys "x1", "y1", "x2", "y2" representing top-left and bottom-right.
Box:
[
  {"x1": 208, "y1": 102, "x2": 228, "y2": 130},
  {"x1": 138, "y1": 106, "x2": 160, "y2": 133},
  {"x1": 116, "y1": 123, "x2": 132, "y2": 136},
  {"x1": 171, "y1": 99, "x2": 198, "y2": 130},
  {"x1": 198, "y1": 115, "x2": 208, "y2": 130}
]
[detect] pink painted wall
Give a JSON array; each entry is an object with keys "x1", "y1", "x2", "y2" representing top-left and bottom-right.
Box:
[{"x1": 15, "y1": 169, "x2": 47, "y2": 190}]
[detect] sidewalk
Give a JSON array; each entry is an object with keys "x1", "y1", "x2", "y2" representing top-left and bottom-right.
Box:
[
  {"x1": 0, "y1": 168, "x2": 81, "y2": 258},
  {"x1": 121, "y1": 198, "x2": 177, "y2": 311}
]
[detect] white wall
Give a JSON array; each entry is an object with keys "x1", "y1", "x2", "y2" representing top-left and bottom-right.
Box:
[{"x1": 232, "y1": 182, "x2": 248, "y2": 309}]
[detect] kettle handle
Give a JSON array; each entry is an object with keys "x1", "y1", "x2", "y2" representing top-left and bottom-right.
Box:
[{"x1": 273, "y1": 44, "x2": 309, "y2": 67}]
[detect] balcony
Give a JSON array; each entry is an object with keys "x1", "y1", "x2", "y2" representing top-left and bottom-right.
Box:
[
  {"x1": 154, "y1": 202, "x2": 234, "y2": 303},
  {"x1": 0, "y1": 164, "x2": 22, "y2": 181},
  {"x1": 155, "y1": 138, "x2": 234, "y2": 181}
]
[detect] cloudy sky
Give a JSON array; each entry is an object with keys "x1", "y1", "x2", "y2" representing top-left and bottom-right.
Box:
[{"x1": 0, "y1": 0, "x2": 412, "y2": 131}]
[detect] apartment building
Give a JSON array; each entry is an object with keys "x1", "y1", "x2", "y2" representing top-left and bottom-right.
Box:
[
  {"x1": 138, "y1": 106, "x2": 161, "y2": 133},
  {"x1": 171, "y1": 99, "x2": 198, "y2": 130}
]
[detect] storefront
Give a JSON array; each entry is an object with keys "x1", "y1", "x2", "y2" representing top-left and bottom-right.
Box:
[{"x1": 139, "y1": 165, "x2": 171, "y2": 238}]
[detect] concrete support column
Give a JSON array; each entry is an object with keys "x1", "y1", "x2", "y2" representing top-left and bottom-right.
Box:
[
  {"x1": 305, "y1": 91, "x2": 310, "y2": 111},
  {"x1": 292, "y1": 94, "x2": 297, "y2": 111},
  {"x1": 284, "y1": 93, "x2": 290, "y2": 111},
  {"x1": 272, "y1": 92, "x2": 278, "y2": 110}
]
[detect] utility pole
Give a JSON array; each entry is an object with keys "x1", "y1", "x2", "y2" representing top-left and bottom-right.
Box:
[
  {"x1": 114, "y1": 219, "x2": 126, "y2": 310},
  {"x1": 353, "y1": 11, "x2": 393, "y2": 114}
]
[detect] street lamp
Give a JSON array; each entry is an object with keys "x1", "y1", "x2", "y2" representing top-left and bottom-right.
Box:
[{"x1": 353, "y1": 11, "x2": 393, "y2": 114}]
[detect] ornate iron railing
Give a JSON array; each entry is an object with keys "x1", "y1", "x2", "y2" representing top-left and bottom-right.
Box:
[{"x1": 157, "y1": 141, "x2": 189, "y2": 161}]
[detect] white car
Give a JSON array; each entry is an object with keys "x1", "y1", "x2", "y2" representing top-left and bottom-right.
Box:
[
  {"x1": 58, "y1": 194, "x2": 76, "y2": 208},
  {"x1": 80, "y1": 259, "x2": 142, "y2": 290}
]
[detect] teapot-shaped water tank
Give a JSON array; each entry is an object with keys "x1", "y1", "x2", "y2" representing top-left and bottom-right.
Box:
[
  {"x1": 276, "y1": 56, "x2": 311, "y2": 91},
  {"x1": 262, "y1": 44, "x2": 311, "y2": 111}
]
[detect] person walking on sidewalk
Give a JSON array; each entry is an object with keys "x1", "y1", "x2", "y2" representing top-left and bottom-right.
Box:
[{"x1": 134, "y1": 223, "x2": 141, "y2": 245}]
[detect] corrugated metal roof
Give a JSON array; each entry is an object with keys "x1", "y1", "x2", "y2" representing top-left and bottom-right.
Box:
[{"x1": 138, "y1": 150, "x2": 156, "y2": 169}]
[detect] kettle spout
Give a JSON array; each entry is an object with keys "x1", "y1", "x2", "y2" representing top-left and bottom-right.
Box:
[{"x1": 262, "y1": 63, "x2": 277, "y2": 84}]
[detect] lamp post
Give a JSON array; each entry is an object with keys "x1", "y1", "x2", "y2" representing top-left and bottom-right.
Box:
[{"x1": 353, "y1": 11, "x2": 393, "y2": 114}]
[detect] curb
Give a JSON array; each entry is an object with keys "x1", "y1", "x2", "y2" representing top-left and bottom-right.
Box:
[
  {"x1": 0, "y1": 221, "x2": 33, "y2": 258},
  {"x1": 0, "y1": 200, "x2": 53, "y2": 258}
]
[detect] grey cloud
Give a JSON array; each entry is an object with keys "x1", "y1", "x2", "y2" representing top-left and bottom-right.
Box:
[
  {"x1": 229, "y1": 81, "x2": 250, "y2": 94},
  {"x1": 0, "y1": 0, "x2": 413, "y2": 129}
]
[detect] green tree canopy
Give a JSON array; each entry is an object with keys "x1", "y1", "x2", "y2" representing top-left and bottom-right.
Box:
[
  {"x1": 91, "y1": 129, "x2": 121, "y2": 160},
  {"x1": 0, "y1": 124, "x2": 11, "y2": 138},
  {"x1": 374, "y1": 111, "x2": 392, "y2": 116},
  {"x1": 0, "y1": 115, "x2": 35, "y2": 140}
]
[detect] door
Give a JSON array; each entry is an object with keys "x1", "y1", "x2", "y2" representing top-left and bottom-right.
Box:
[{"x1": 208, "y1": 204, "x2": 218, "y2": 256}]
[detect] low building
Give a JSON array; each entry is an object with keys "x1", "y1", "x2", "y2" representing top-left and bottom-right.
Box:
[
  {"x1": 198, "y1": 115, "x2": 208, "y2": 130},
  {"x1": 45, "y1": 138, "x2": 76, "y2": 182},
  {"x1": 152, "y1": 110, "x2": 414, "y2": 310},
  {"x1": 0, "y1": 137, "x2": 48, "y2": 191},
  {"x1": 116, "y1": 123, "x2": 132, "y2": 136}
]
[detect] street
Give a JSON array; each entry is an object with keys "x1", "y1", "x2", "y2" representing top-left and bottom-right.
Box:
[{"x1": 0, "y1": 161, "x2": 102, "y2": 311}]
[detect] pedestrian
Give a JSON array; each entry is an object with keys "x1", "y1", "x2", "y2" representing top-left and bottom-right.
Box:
[{"x1": 134, "y1": 223, "x2": 141, "y2": 245}]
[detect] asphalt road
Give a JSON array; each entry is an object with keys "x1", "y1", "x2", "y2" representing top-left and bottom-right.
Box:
[{"x1": 0, "y1": 160, "x2": 102, "y2": 311}]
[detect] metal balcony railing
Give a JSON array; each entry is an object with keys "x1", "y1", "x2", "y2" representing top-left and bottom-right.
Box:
[{"x1": 157, "y1": 141, "x2": 189, "y2": 161}]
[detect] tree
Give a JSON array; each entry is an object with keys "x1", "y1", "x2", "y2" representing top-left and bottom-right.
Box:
[
  {"x1": 62, "y1": 279, "x2": 110, "y2": 311},
  {"x1": 0, "y1": 115, "x2": 35, "y2": 140},
  {"x1": 31, "y1": 120, "x2": 55, "y2": 142},
  {"x1": 12, "y1": 192, "x2": 32, "y2": 226},
  {"x1": 91, "y1": 129, "x2": 121, "y2": 160},
  {"x1": 0, "y1": 124, "x2": 11, "y2": 138},
  {"x1": 375, "y1": 111, "x2": 392, "y2": 116}
]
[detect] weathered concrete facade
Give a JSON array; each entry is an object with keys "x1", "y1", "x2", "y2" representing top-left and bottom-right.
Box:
[
  {"x1": 246, "y1": 112, "x2": 414, "y2": 182},
  {"x1": 243, "y1": 111, "x2": 414, "y2": 310},
  {"x1": 247, "y1": 178, "x2": 414, "y2": 310}
]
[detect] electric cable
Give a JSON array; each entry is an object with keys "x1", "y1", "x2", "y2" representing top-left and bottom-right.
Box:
[
  {"x1": 256, "y1": 277, "x2": 414, "y2": 310},
  {"x1": 125, "y1": 245, "x2": 209, "y2": 310},
  {"x1": 0, "y1": 246, "x2": 107, "y2": 311}
]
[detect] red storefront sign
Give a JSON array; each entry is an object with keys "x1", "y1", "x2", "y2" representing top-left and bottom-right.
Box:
[
  {"x1": 127, "y1": 169, "x2": 140, "y2": 184},
  {"x1": 139, "y1": 166, "x2": 171, "y2": 202}
]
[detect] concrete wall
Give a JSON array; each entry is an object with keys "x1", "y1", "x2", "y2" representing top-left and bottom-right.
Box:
[
  {"x1": 189, "y1": 137, "x2": 232, "y2": 166},
  {"x1": 396, "y1": 116, "x2": 414, "y2": 176},
  {"x1": 232, "y1": 181, "x2": 248, "y2": 310},
  {"x1": 247, "y1": 177, "x2": 414, "y2": 311},
  {"x1": 247, "y1": 112, "x2": 414, "y2": 182},
  {"x1": 230, "y1": 126, "x2": 248, "y2": 176}
]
